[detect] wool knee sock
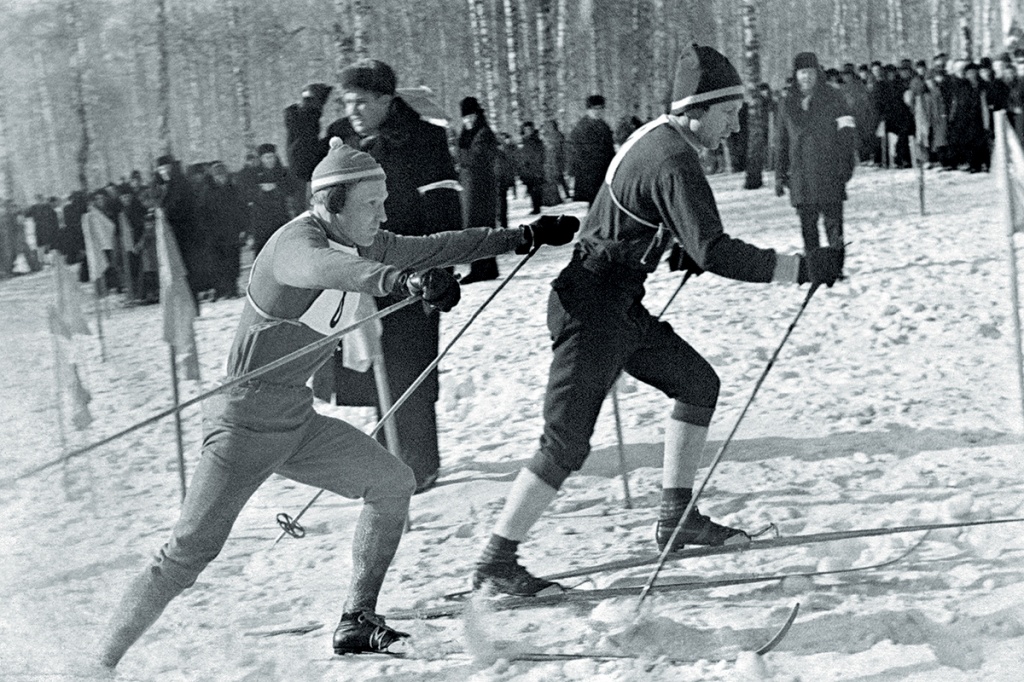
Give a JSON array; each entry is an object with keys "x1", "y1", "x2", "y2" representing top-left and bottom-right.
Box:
[
  {"x1": 660, "y1": 487, "x2": 694, "y2": 520},
  {"x1": 479, "y1": 534, "x2": 519, "y2": 566}
]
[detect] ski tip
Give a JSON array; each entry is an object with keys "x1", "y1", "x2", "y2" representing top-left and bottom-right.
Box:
[{"x1": 754, "y1": 602, "x2": 799, "y2": 656}]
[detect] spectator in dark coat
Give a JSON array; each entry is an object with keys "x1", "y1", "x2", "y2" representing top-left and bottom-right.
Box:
[
  {"x1": 57, "y1": 192, "x2": 88, "y2": 279},
  {"x1": 840, "y1": 64, "x2": 878, "y2": 161},
  {"x1": 25, "y1": 194, "x2": 59, "y2": 253},
  {"x1": 294, "y1": 58, "x2": 465, "y2": 491},
  {"x1": 494, "y1": 132, "x2": 517, "y2": 228},
  {"x1": 153, "y1": 153, "x2": 203, "y2": 311},
  {"x1": 284, "y1": 83, "x2": 335, "y2": 183},
  {"x1": 196, "y1": 161, "x2": 248, "y2": 299},
  {"x1": 0, "y1": 200, "x2": 17, "y2": 279},
  {"x1": 541, "y1": 119, "x2": 569, "y2": 204},
  {"x1": 955, "y1": 63, "x2": 990, "y2": 172},
  {"x1": 116, "y1": 186, "x2": 148, "y2": 301},
  {"x1": 567, "y1": 95, "x2": 615, "y2": 205},
  {"x1": 247, "y1": 143, "x2": 300, "y2": 255},
  {"x1": 516, "y1": 121, "x2": 546, "y2": 215},
  {"x1": 457, "y1": 96, "x2": 500, "y2": 284},
  {"x1": 775, "y1": 52, "x2": 857, "y2": 253}
]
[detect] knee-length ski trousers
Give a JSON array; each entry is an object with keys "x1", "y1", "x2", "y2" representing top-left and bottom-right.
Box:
[{"x1": 528, "y1": 257, "x2": 721, "y2": 489}]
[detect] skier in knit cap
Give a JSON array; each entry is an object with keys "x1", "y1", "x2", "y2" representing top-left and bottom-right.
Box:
[
  {"x1": 97, "y1": 138, "x2": 580, "y2": 665},
  {"x1": 473, "y1": 44, "x2": 845, "y2": 597}
]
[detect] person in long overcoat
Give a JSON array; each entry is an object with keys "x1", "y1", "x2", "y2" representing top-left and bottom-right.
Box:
[
  {"x1": 904, "y1": 73, "x2": 941, "y2": 166},
  {"x1": 153, "y1": 154, "x2": 204, "y2": 310},
  {"x1": 58, "y1": 192, "x2": 88, "y2": 280},
  {"x1": 457, "y1": 96, "x2": 500, "y2": 283},
  {"x1": 541, "y1": 119, "x2": 569, "y2": 204},
  {"x1": 494, "y1": 132, "x2": 517, "y2": 228},
  {"x1": 196, "y1": 162, "x2": 249, "y2": 299},
  {"x1": 567, "y1": 95, "x2": 615, "y2": 205},
  {"x1": 775, "y1": 52, "x2": 858, "y2": 253},
  {"x1": 247, "y1": 143, "x2": 300, "y2": 255},
  {"x1": 294, "y1": 58, "x2": 465, "y2": 491},
  {"x1": 516, "y1": 121, "x2": 546, "y2": 215}
]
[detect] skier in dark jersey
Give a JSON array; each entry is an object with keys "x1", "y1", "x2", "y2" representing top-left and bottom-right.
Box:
[
  {"x1": 472, "y1": 45, "x2": 845, "y2": 596},
  {"x1": 98, "y1": 138, "x2": 578, "y2": 665}
]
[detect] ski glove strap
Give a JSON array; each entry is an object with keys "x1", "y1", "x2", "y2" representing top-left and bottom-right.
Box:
[
  {"x1": 798, "y1": 246, "x2": 845, "y2": 288},
  {"x1": 402, "y1": 267, "x2": 461, "y2": 312},
  {"x1": 515, "y1": 215, "x2": 580, "y2": 254},
  {"x1": 667, "y1": 244, "x2": 704, "y2": 276}
]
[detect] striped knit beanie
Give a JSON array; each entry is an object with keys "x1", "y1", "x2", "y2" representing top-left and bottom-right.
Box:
[
  {"x1": 670, "y1": 44, "x2": 744, "y2": 115},
  {"x1": 310, "y1": 137, "x2": 385, "y2": 192}
]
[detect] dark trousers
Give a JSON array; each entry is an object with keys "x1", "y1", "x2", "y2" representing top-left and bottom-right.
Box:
[
  {"x1": 497, "y1": 186, "x2": 511, "y2": 228},
  {"x1": 797, "y1": 202, "x2": 844, "y2": 251},
  {"x1": 529, "y1": 257, "x2": 719, "y2": 488},
  {"x1": 524, "y1": 181, "x2": 544, "y2": 214}
]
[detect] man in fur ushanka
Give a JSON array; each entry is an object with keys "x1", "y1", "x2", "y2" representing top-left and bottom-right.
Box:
[
  {"x1": 98, "y1": 139, "x2": 578, "y2": 665},
  {"x1": 473, "y1": 45, "x2": 845, "y2": 597}
]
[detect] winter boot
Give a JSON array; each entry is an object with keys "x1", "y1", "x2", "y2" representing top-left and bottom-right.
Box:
[
  {"x1": 332, "y1": 610, "x2": 409, "y2": 655},
  {"x1": 472, "y1": 556, "x2": 564, "y2": 597},
  {"x1": 656, "y1": 507, "x2": 751, "y2": 552}
]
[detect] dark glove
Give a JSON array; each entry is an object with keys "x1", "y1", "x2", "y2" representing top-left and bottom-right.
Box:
[
  {"x1": 405, "y1": 267, "x2": 461, "y2": 312},
  {"x1": 302, "y1": 83, "x2": 333, "y2": 110},
  {"x1": 774, "y1": 178, "x2": 786, "y2": 197},
  {"x1": 667, "y1": 244, "x2": 704, "y2": 277},
  {"x1": 516, "y1": 215, "x2": 580, "y2": 254},
  {"x1": 798, "y1": 247, "x2": 845, "y2": 288}
]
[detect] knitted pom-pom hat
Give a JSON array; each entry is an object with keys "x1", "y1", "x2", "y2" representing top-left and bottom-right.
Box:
[
  {"x1": 669, "y1": 44, "x2": 744, "y2": 115},
  {"x1": 311, "y1": 137, "x2": 385, "y2": 192}
]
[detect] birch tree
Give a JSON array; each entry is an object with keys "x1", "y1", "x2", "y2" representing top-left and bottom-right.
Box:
[
  {"x1": 743, "y1": 0, "x2": 764, "y2": 190},
  {"x1": 581, "y1": 0, "x2": 601, "y2": 97},
  {"x1": 332, "y1": 0, "x2": 356, "y2": 82},
  {"x1": 353, "y1": 0, "x2": 369, "y2": 59},
  {"x1": 536, "y1": 0, "x2": 556, "y2": 122},
  {"x1": 502, "y1": 0, "x2": 524, "y2": 127},
  {"x1": 69, "y1": 0, "x2": 93, "y2": 189},
  {"x1": 555, "y1": 0, "x2": 567, "y2": 122},
  {"x1": 228, "y1": 2, "x2": 254, "y2": 151},
  {"x1": 961, "y1": 0, "x2": 975, "y2": 58},
  {"x1": 155, "y1": 0, "x2": 172, "y2": 156}
]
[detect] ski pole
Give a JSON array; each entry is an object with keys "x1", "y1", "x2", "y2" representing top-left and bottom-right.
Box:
[
  {"x1": 636, "y1": 283, "x2": 821, "y2": 610},
  {"x1": 609, "y1": 270, "x2": 693, "y2": 510},
  {"x1": 273, "y1": 244, "x2": 544, "y2": 546},
  {"x1": 3, "y1": 294, "x2": 422, "y2": 487}
]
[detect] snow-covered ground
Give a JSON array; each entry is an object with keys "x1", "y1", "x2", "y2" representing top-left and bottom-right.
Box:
[{"x1": 3, "y1": 166, "x2": 1024, "y2": 681}]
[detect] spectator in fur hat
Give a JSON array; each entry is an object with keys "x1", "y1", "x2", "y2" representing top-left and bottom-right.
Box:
[
  {"x1": 152, "y1": 152, "x2": 205, "y2": 311},
  {"x1": 775, "y1": 50, "x2": 858, "y2": 253},
  {"x1": 567, "y1": 94, "x2": 615, "y2": 205},
  {"x1": 247, "y1": 143, "x2": 302, "y2": 255},
  {"x1": 457, "y1": 95, "x2": 501, "y2": 284}
]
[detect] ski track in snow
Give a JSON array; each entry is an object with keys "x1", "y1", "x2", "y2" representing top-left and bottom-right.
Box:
[{"x1": 3, "y1": 167, "x2": 1024, "y2": 680}]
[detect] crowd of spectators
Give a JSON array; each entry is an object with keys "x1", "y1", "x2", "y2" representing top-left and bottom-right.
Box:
[
  {"x1": 724, "y1": 50, "x2": 1024, "y2": 176},
  {"x1": 0, "y1": 145, "x2": 305, "y2": 310}
]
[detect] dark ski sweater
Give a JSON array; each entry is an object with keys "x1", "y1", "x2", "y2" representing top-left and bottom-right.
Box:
[
  {"x1": 577, "y1": 115, "x2": 779, "y2": 284},
  {"x1": 228, "y1": 211, "x2": 524, "y2": 387}
]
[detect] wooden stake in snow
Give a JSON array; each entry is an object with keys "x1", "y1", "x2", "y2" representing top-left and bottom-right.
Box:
[
  {"x1": 155, "y1": 208, "x2": 200, "y2": 502},
  {"x1": 993, "y1": 111, "x2": 1024, "y2": 430}
]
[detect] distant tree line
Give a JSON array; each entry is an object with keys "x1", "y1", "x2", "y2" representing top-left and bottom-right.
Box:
[{"x1": 0, "y1": 0, "x2": 1019, "y2": 199}]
